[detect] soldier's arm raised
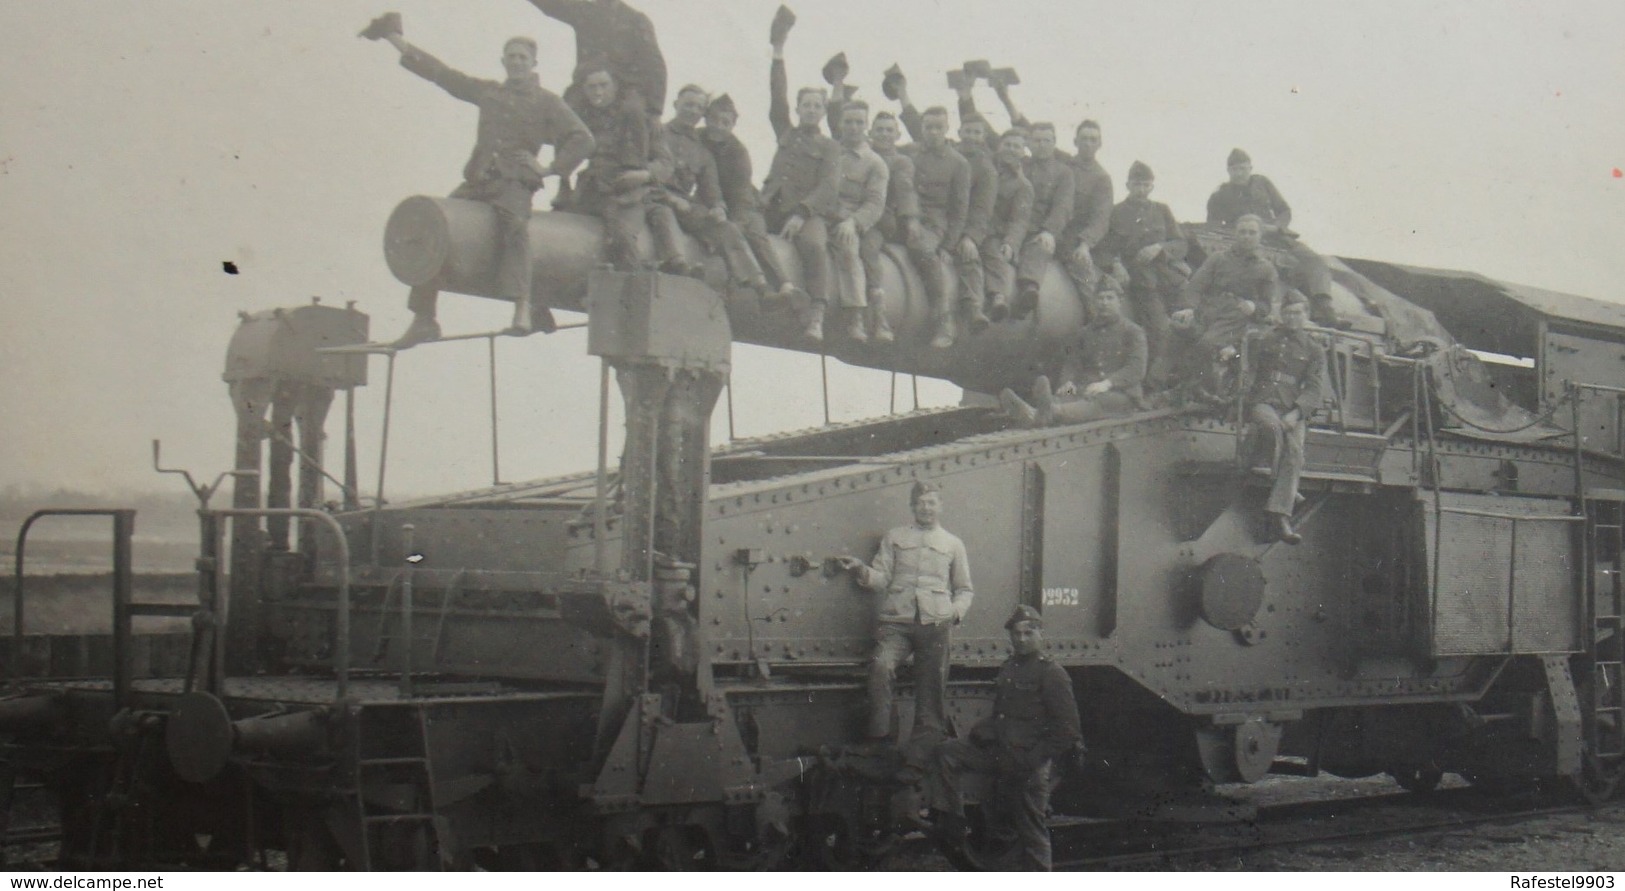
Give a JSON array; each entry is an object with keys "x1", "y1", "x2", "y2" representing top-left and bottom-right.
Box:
[{"x1": 393, "y1": 39, "x2": 487, "y2": 105}]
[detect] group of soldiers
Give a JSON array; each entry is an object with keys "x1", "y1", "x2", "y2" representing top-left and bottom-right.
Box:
[{"x1": 359, "y1": 2, "x2": 1329, "y2": 868}]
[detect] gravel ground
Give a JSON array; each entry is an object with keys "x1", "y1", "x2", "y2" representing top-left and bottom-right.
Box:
[{"x1": 888, "y1": 773, "x2": 1625, "y2": 872}]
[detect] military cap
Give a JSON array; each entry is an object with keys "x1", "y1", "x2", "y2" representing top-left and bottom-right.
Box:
[
  {"x1": 910, "y1": 480, "x2": 941, "y2": 503},
  {"x1": 1005, "y1": 604, "x2": 1044, "y2": 630},
  {"x1": 961, "y1": 111, "x2": 989, "y2": 129},
  {"x1": 358, "y1": 11, "x2": 403, "y2": 41},
  {"x1": 1096, "y1": 274, "x2": 1124, "y2": 295},
  {"x1": 1281, "y1": 289, "x2": 1309, "y2": 308},
  {"x1": 1127, "y1": 160, "x2": 1154, "y2": 182},
  {"x1": 822, "y1": 52, "x2": 850, "y2": 86},
  {"x1": 707, "y1": 93, "x2": 737, "y2": 116},
  {"x1": 769, "y1": 5, "x2": 796, "y2": 46},
  {"x1": 881, "y1": 64, "x2": 906, "y2": 101},
  {"x1": 1228, "y1": 148, "x2": 1251, "y2": 167}
]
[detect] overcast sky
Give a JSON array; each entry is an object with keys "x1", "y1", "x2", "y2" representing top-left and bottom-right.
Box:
[{"x1": 1, "y1": 0, "x2": 1622, "y2": 498}]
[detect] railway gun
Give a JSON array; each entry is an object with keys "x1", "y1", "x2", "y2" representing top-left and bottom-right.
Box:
[{"x1": 3, "y1": 198, "x2": 1624, "y2": 870}]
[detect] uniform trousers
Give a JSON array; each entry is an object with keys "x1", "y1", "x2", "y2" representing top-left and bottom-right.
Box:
[
  {"x1": 858, "y1": 214, "x2": 902, "y2": 302},
  {"x1": 766, "y1": 208, "x2": 834, "y2": 305},
  {"x1": 651, "y1": 200, "x2": 759, "y2": 284},
  {"x1": 905, "y1": 222, "x2": 953, "y2": 317},
  {"x1": 927, "y1": 739, "x2": 1055, "y2": 871},
  {"x1": 868, "y1": 621, "x2": 951, "y2": 739},
  {"x1": 732, "y1": 209, "x2": 789, "y2": 289},
  {"x1": 830, "y1": 226, "x2": 869, "y2": 309},
  {"x1": 1016, "y1": 234, "x2": 1053, "y2": 293},
  {"x1": 979, "y1": 237, "x2": 1016, "y2": 301},
  {"x1": 408, "y1": 176, "x2": 534, "y2": 316},
  {"x1": 1251, "y1": 402, "x2": 1306, "y2": 516},
  {"x1": 1050, "y1": 390, "x2": 1137, "y2": 424}
]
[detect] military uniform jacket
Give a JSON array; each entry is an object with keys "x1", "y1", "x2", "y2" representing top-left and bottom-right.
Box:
[
  {"x1": 699, "y1": 128, "x2": 761, "y2": 217},
  {"x1": 834, "y1": 142, "x2": 890, "y2": 231},
  {"x1": 901, "y1": 142, "x2": 971, "y2": 245},
  {"x1": 976, "y1": 653, "x2": 1083, "y2": 770},
  {"x1": 574, "y1": 100, "x2": 649, "y2": 187},
  {"x1": 660, "y1": 120, "x2": 723, "y2": 208},
  {"x1": 1097, "y1": 198, "x2": 1188, "y2": 266},
  {"x1": 858, "y1": 524, "x2": 975, "y2": 626},
  {"x1": 528, "y1": 0, "x2": 667, "y2": 114},
  {"x1": 873, "y1": 146, "x2": 920, "y2": 225},
  {"x1": 1061, "y1": 315, "x2": 1148, "y2": 405},
  {"x1": 762, "y1": 125, "x2": 842, "y2": 221},
  {"x1": 1024, "y1": 154, "x2": 1076, "y2": 238},
  {"x1": 959, "y1": 143, "x2": 1000, "y2": 244},
  {"x1": 1184, "y1": 245, "x2": 1280, "y2": 312},
  {"x1": 1250, "y1": 326, "x2": 1328, "y2": 416},
  {"x1": 989, "y1": 160, "x2": 1035, "y2": 249},
  {"x1": 400, "y1": 47, "x2": 593, "y2": 188},
  {"x1": 1206, "y1": 175, "x2": 1291, "y2": 229},
  {"x1": 1064, "y1": 157, "x2": 1114, "y2": 249}
]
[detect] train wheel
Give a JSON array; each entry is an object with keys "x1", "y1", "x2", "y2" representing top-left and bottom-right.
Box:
[{"x1": 1388, "y1": 764, "x2": 1444, "y2": 794}]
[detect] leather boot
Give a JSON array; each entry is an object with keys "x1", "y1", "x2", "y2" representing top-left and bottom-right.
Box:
[
  {"x1": 962, "y1": 298, "x2": 991, "y2": 335},
  {"x1": 846, "y1": 308, "x2": 868, "y2": 343},
  {"x1": 1013, "y1": 284, "x2": 1041, "y2": 320},
  {"x1": 868, "y1": 298, "x2": 895, "y2": 343},
  {"x1": 803, "y1": 301, "x2": 826, "y2": 342},
  {"x1": 986, "y1": 292, "x2": 1010, "y2": 323},
  {"x1": 930, "y1": 311, "x2": 956, "y2": 349},
  {"x1": 998, "y1": 388, "x2": 1038, "y2": 427},
  {"x1": 509, "y1": 298, "x2": 532, "y2": 335},
  {"x1": 393, "y1": 313, "x2": 441, "y2": 348},
  {"x1": 1031, "y1": 374, "x2": 1056, "y2": 426},
  {"x1": 1271, "y1": 513, "x2": 1302, "y2": 545}
]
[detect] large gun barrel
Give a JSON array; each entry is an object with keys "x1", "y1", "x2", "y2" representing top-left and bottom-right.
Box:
[{"x1": 383, "y1": 196, "x2": 1084, "y2": 395}]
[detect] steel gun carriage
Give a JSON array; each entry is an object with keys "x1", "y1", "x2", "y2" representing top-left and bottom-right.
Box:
[{"x1": 4, "y1": 198, "x2": 1623, "y2": 870}]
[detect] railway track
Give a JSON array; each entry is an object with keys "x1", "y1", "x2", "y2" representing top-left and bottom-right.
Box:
[{"x1": 1050, "y1": 787, "x2": 1624, "y2": 870}]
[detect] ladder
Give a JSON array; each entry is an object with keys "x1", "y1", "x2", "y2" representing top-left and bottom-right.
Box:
[
  {"x1": 1587, "y1": 501, "x2": 1625, "y2": 759},
  {"x1": 353, "y1": 706, "x2": 443, "y2": 871}
]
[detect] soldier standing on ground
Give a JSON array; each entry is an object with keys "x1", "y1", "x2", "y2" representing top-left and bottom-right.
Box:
[
  {"x1": 362, "y1": 14, "x2": 593, "y2": 346},
  {"x1": 1246, "y1": 293, "x2": 1327, "y2": 545},
  {"x1": 928, "y1": 605, "x2": 1083, "y2": 872},
  {"x1": 762, "y1": 6, "x2": 843, "y2": 341},
  {"x1": 837, "y1": 482, "x2": 974, "y2": 751},
  {"x1": 999, "y1": 278, "x2": 1147, "y2": 427}
]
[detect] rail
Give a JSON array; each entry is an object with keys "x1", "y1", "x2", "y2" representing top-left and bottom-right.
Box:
[
  {"x1": 11, "y1": 509, "x2": 145, "y2": 705},
  {"x1": 208, "y1": 508, "x2": 353, "y2": 700}
]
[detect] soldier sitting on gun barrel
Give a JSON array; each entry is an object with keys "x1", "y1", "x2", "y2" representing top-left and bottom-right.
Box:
[
  {"x1": 652, "y1": 85, "x2": 764, "y2": 289},
  {"x1": 361, "y1": 14, "x2": 593, "y2": 346},
  {"x1": 999, "y1": 277, "x2": 1146, "y2": 427}
]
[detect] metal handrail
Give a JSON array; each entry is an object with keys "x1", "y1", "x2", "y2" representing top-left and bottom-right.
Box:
[
  {"x1": 210, "y1": 508, "x2": 353, "y2": 700},
  {"x1": 11, "y1": 509, "x2": 136, "y2": 700}
]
